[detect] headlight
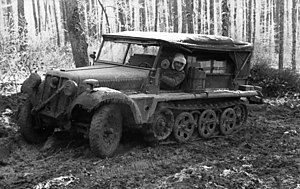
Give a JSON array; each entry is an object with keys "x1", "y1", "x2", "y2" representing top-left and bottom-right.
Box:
[
  {"x1": 63, "y1": 80, "x2": 78, "y2": 96},
  {"x1": 50, "y1": 77, "x2": 59, "y2": 88},
  {"x1": 82, "y1": 79, "x2": 99, "y2": 92}
]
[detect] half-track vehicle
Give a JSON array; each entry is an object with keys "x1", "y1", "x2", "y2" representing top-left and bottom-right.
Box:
[{"x1": 19, "y1": 31, "x2": 262, "y2": 158}]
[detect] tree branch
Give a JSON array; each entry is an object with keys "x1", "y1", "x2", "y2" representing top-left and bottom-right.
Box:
[{"x1": 96, "y1": 0, "x2": 111, "y2": 33}]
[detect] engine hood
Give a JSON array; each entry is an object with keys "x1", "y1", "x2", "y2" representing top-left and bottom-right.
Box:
[{"x1": 46, "y1": 64, "x2": 150, "y2": 91}]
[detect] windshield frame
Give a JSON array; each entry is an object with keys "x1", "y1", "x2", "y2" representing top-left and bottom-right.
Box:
[{"x1": 95, "y1": 38, "x2": 161, "y2": 70}]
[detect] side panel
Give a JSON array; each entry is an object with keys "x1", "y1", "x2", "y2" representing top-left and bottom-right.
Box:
[{"x1": 129, "y1": 89, "x2": 258, "y2": 123}]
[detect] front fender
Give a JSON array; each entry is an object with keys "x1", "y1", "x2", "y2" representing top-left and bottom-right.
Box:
[{"x1": 69, "y1": 87, "x2": 143, "y2": 124}]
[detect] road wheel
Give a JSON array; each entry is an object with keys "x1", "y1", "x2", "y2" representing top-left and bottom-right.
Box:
[
  {"x1": 18, "y1": 100, "x2": 53, "y2": 144},
  {"x1": 198, "y1": 109, "x2": 217, "y2": 139},
  {"x1": 219, "y1": 108, "x2": 236, "y2": 135},
  {"x1": 89, "y1": 104, "x2": 122, "y2": 158},
  {"x1": 173, "y1": 112, "x2": 195, "y2": 143}
]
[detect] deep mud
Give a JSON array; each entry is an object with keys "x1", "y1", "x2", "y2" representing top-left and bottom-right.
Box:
[{"x1": 0, "y1": 93, "x2": 300, "y2": 189}]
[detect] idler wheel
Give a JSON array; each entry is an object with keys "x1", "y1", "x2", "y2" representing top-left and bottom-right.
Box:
[
  {"x1": 234, "y1": 104, "x2": 248, "y2": 128},
  {"x1": 151, "y1": 108, "x2": 174, "y2": 141},
  {"x1": 198, "y1": 109, "x2": 217, "y2": 138},
  {"x1": 173, "y1": 112, "x2": 195, "y2": 143},
  {"x1": 219, "y1": 108, "x2": 237, "y2": 135}
]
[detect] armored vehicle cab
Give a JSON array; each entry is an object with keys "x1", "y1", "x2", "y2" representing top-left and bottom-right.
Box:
[{"x1": 19, "y1": 31, "x2": 262, "y2": 158}]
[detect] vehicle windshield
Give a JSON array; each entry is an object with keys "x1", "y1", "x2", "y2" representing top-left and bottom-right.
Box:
[{"x1": 98, "y1": 40, "x2": 160, "y2": 67}]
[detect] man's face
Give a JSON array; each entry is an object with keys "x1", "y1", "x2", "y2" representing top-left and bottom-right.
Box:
[{"x1": 173, "y1": 61, "x2": 185, "y2": 71}]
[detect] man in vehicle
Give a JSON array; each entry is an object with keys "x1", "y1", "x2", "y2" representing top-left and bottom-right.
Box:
[{"x1": 160, "y1": 53, "x2": 187, "y2": 90}]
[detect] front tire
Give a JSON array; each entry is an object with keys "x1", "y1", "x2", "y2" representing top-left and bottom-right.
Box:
[
  {"x1": 18, "y1": 100, "x2": 53, "y2": 144},
  {"x1": 89, "y1": 104, "x2": 123, "y2": 158}
]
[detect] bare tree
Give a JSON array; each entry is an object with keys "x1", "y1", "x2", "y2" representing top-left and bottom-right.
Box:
[
  {"x1": 37, "y1": 0, "x2": 41, "y2": 33},
  {"x1": 291, "y1": 0, "x2": 297, "y2": 71},
  {"x1": 186, "y1": 0, "x2": 193, "y2": 33},
  {"x1": 177, "y1": 0, "x2": 182, "y2": 32},
  {"x1": 246, "y1": 0, "x2": 252, "y2": 42},
  {"x1": 31, "y1": 0, "x2": 38, "y2": 35},
  {"x1": 59, "y1": 0, "x2": 68, "y2": 44},
  {"x1": 53, "y1": 0, "x2": 60, "y2": 46},
  {"x1": 133, "y1": 0, "x2": 140, "y2": 31},
  {"x1": 154, "y1": 0, "x2": 158, "y2": 31},
  {"x1": 17, "y1": 0, "x2": 25, "y2": 35},
  {"x1": 17, "y1": 0, "x2": 27, "y2": 50},
  {"x1": 65, "y1": 0, "x2": 89, "y2": 67},
  {"x1": 171, "y1": 0, "x2": 178, "y2": 32},
  {"x1": 222, "y1": 0, "x2": 230, "y2": 36},
  {"x1": 278, "y1": 0, "x2": 284, "y2": 70},
  {"x1": 210, "y1": 0, "x2": 215, "y2": 35}
]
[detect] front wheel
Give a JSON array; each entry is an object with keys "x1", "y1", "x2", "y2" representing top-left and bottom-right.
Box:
[
  {"x1": 18, "y1": 100, "x2": 53, "y2": 144},
  {"x1": 89, "y1": 104, "x2": 122, "y2": 158}
]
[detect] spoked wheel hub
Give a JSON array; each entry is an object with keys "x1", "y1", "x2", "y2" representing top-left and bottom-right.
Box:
[
  {"x1": 102, "y1": 121, "x2": 119, "y2": 146},
  {"x1": 198, "y1": 109, "x2": 218, "y2": 138},
  {"x1": 219, "y1": 108, "x2": 236, "y2": 135},
  {"x1": 173, "y1": 112, "x2": 195, "y2": 143},
  {"x1": 152, "y1": 108, "x2": 174, "y2": 141},
  {"x1": 89, "y1": 104, "x2": 122, "y2": 158}
]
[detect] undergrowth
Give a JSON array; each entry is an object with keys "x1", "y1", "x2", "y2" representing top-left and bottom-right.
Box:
[
  {"x1": 0, "y1": 30, "x2": 74, "y2": 94},
  {"x1": 249, "y1": 57, "x2": 300, "y2": 98}
]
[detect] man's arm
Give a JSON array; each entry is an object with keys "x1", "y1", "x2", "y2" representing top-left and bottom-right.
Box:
[{"x1": 161, "y1": 71, "x2": 185, "y2": 87}]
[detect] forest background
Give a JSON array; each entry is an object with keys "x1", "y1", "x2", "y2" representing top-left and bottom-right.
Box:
[{"x1": 0, "y1": 0, "x2": 299, "y2": 95}]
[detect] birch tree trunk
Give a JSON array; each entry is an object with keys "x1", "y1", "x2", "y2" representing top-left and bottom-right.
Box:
[
  {"x1": 246, "y1": 0, "x2": 252, "y2": 42},
  {"x1": 197, "y1": 0, "x2": 202, "y2": 33},
  {"x1": 65, "y1": 0, "x2": 89, "y2": 67},
  {"x1": 44, "y1": 1, "x2": 48, "y2": 31},
  {"x1": 209, "y1": 0, "x2": 214, "y2": 34},
  {"x1": 269, "y1": 0, "x2": 275, "y2": 56},
  {"x1": 154, "y1": 0, "x2": 158, "y2": 31},
  {"x1": 37, "y1": 0, "x2": 41, "y2": 33},
  {"x1": 255, "y1": 0, "x2": 261, "y2": 44},
  {"x1": 201, "y1": 0, "x2": 205, "y2": 33},
  {"x1": 164, "y1": 0, "x2": 169, "y2": 31},
  {"x1": 32, "y1": 0, "x2": 38, "y2": 35},
  {"x1": 221, "y1": 0, "x2": 229, "y2": 36},
  {"x1": 53, "y1": 0, "x2": 60, "y2": 46},
  {"x1": 236, "y1": 0, "x2": 243, "y2": 40},
  {"x1": 133, "y1": 0, "x2": 139, "y2": 31},
  {"x1": 59, "y1": 0, "x2": 68, "y2": 44},
  {"x1": 17, "y1": 0, "x2": 25, "y2": 35},
  {"x1": 172, "y1": 0, "x2": 178, "y2": 32},
  {"x1": 17, "y1": 0, "x2": 26, "y2": 50},
  {"x1": 193, "y1": 0, "x2": 198, "y2": 33},
  {"x1": 278, "y1": 0, "x2": 284, "y2": 70},
  {"x1": 181, "y1": 0, "x2": 185, "y2": 33},
  {"x1": 0, "y1": 2, "x2": 3, "y2": 38},
  {"x1": 186, "y1": 0, "x2": 193, "y2": 33},
  {"x1": 117, "y1": 1, "x2": 126, "y2": 31},
  {"x1": 291, "y1": 0, "x2": 297, "y2": 71},
  {"x1": 229, "y1": 0, "x2": 235, "y2": 38},
  {"x1": 177, "y1": 0, "x2": 182, "y2": 32},
  {"x1": 144, "y1": 0, "x2": 149, "y2": 31},
  {"x1": 213, "y1": 0, "x2": 218, "y2": 35}
]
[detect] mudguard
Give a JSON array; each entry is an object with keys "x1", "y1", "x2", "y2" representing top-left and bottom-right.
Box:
[{"x1": 68, "y1": 87, "x2": 143, "y2": 124}]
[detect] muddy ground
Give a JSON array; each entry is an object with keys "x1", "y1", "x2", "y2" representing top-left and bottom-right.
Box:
[{"x1": 0, "y1": 93, "x2": 300, "y2": 189}]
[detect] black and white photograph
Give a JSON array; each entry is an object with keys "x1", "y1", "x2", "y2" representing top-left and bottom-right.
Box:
[{"x1": 0, "y1": 0, "x2": 300, "y2": 188}]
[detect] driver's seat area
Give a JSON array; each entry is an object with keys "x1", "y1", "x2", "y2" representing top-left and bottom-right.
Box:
[{"x1": 128, "y1": 54, "x2": 156, "y2": 68}]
